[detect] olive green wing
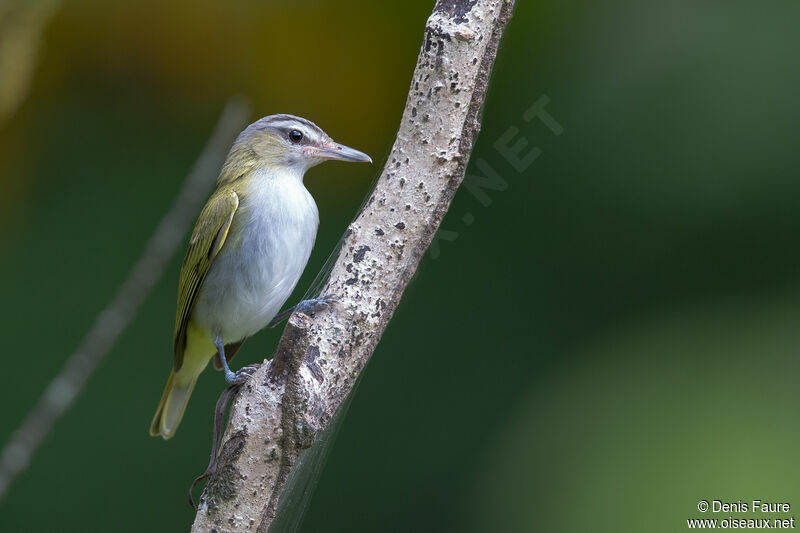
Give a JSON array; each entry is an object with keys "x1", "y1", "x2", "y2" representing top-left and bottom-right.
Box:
[{"x1": 173, "y1": 188, "x2": 239, "y2": 371}]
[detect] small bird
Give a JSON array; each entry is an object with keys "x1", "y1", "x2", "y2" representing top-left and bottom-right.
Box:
[{"x1": 150, "y1": 114, "x2": 371, "y2": 439}]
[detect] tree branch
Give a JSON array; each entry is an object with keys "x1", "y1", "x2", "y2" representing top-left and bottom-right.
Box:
[{"x1": 190, "y1": 1, "x2": 516, "y2": 531}]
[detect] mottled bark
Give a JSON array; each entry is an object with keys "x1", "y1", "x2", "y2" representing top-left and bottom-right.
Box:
[{"x1": 190, "y1": 1, "x2": 516, "y2": 531}]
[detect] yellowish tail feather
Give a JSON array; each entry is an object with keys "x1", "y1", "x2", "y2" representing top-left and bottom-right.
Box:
[{"x1": 149, "y1": 371, "x2": 199, "y2": 439}]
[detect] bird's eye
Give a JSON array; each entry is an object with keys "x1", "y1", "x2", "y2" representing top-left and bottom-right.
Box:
[{"x1": 288, "y1": 129, "x2": 304, "y2": 143}]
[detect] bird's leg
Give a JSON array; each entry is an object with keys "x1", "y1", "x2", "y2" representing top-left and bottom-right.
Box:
[
  {"x1": 213, "y1": 335, "x2": 238, "y2": 384},
  {"x1": 267, "y1": 294, "x2": 339, "y2": 328},
  {"x1": 213, "y1": 334, "x2": 258, "y2": 385}
]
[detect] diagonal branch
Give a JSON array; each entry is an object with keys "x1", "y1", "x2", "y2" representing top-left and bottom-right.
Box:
[{"x1": 190, "y1": 1, "x2": 516, "y2": 531}]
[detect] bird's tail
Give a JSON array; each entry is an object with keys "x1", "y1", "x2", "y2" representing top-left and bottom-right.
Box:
[{"x1": 149, "y1": 370, "x2": 198, "y2": 439}]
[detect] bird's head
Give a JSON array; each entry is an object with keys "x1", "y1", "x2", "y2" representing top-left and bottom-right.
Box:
[{"x1": 219, "y1": 114, "x2": 372, "y2": 182}]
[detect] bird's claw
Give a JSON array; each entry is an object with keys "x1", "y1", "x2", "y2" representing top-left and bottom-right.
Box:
[
  {"x1": 295, "y1": 294, "x2": 340, "y2": 316},
  {"x1": 225, "y1": 363, "x2": 261, "y2": 385}
]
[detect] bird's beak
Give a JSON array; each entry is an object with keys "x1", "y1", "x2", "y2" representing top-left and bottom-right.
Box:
[{"x1": 315, "y1": 142, "x2": 372, "y2": 163}]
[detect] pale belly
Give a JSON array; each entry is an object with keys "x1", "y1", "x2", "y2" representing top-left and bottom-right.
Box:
[{"x1": 192, "y1": 179, "x2": 318, "y2": 343}]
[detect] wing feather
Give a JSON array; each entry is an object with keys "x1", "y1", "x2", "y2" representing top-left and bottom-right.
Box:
[{"x1": 172, "y1": 188, "x2": 239, "y2": 371}]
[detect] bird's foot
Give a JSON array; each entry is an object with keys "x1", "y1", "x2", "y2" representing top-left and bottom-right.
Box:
[
  {"x1": 224, "y1": 363, "x2": 261, "y2": 385},
  {"x1": 295, "y1": 294, "x2": 339, "y2": 316}
]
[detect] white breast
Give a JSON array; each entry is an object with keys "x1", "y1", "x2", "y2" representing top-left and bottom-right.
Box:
[{"x1": 193, "y1": 170, "x2": 319, "y2": 343}]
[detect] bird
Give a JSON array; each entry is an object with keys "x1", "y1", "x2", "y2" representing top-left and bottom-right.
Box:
[{"x1": 150, "y1": 114, "x2": 371, "y2": 439}]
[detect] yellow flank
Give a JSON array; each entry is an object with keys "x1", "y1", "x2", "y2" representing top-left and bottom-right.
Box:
[
  {"x1": 149, "y1": 320, "x2": 215, "y2": 439},
  {"x1": 176, "y1": 321, "x2": 216, "y2": 386}
]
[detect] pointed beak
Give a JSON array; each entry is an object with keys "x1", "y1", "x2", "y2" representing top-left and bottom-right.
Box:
[{"x1": 315, "y1": 142, "x2": 372, "y2": 163}]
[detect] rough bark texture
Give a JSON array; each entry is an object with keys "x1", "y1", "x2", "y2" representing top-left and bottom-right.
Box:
[{"x1": 190, "y1": 1, "x2": 516, "y2": 531}]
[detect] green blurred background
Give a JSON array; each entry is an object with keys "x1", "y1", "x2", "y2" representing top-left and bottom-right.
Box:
[{"x1": 1, "y1": 0, "x2": 799, "y2": 531}]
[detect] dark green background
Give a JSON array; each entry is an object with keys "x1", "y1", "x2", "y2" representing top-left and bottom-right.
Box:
[{"x1": 1, "y1": 0, "x2": 799, "y2": 531}]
